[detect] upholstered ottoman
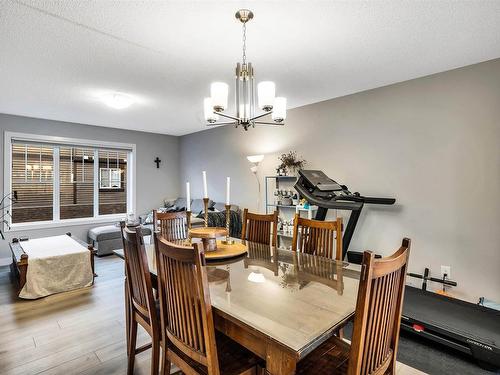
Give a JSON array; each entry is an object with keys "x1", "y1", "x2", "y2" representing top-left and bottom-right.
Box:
[{"x1": 88, "y1": 225, "x2": 152, "y2": 256}]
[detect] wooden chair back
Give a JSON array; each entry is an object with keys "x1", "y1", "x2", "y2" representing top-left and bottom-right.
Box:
[
  {"x1": 292, "y1": 214, "x2": 343, "y2": 260},
  {"x1": 348, "y1": 238, "x2": 411, "y2": 375},
  {"x1": 120, "y1": 222, "x2": 157, "y2": 326},
  {"x1": 154, "y1": 210, "x2": 189, "y2": 241},
  {"x1": 241, "y1": 209, "x2": 278, "y2": 246},
  {"x1": 154, "y1": 234, "x2": 220, "y2": 375}
]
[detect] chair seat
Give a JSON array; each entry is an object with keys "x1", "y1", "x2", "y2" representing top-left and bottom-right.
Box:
[
  {"x1": 168, "y1": 332, "x2": 263, "y2": 375},
  {"x1": 296, "y1": 335, "x2": 350, "y2": 375}
]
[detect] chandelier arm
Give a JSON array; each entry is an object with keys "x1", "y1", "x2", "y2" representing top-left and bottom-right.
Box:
[
  {"x1": 207, "y1": 121, "x2": 238, "y2": 127},
  {"x1": 249, "y1": 111, "x2": 273, "y2": 122},
  {"x1": 214, "y1": 111, "x2": 241, "y2": 121},
  {"x1": 253, "y1": 121, "x2": 285, "y2": 126}
]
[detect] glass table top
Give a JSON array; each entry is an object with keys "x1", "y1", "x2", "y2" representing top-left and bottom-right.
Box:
[{"x1": 119, "y1": 238, "x2": 361, "y2": 356}]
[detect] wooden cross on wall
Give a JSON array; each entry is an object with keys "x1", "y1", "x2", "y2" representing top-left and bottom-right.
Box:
[{"x1": 154, "y1": 157, "x2": 161, "y2": 168}]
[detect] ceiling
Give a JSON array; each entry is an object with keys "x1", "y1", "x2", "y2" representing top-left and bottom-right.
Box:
[{"x1": 1, "y1": 1, "x2": 500, "y2": 136}]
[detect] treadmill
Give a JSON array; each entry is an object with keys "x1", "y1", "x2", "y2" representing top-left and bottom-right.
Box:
[
  {"x1": 295, "y1": 170, "x2": 500, "y2": 370},
  {"x1": 402, "y1": 286, "x2": 500, "y2": 370},
  {"x1": 294, "y1": 169, "x2": 396, "y2": 261}
]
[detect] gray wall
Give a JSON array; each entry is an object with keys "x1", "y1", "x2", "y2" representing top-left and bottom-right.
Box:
[
  {"x1": 179, "y1": 58, "x2": 500, "y2": 303},
  {"x1": 0, "y1": 114, "x2": 179, "y2": 261}
]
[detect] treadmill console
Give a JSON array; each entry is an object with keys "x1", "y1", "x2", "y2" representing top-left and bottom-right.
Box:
[{"x1": 298, "y1": 170, "x2": 343, "y2": 192}]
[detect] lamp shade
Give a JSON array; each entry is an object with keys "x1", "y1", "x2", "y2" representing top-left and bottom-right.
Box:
[
  {"x1": 247, "y1": 155, "x2": 264, "y2": 164},
  {"x1": 210, "y1": 82, "x2": 229, "y2": 111},
  {"x1": 258, "y1": 81, "x2": 275, "y2": 111},
  {"x1": 272, "y1": 97, "x2": 287, "y2": 122},
  {"x1": 204, "y1": 98, "x2": 218, "y2": 123}
]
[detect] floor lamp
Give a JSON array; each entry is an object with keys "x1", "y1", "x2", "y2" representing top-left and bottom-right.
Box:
[{"x1": 247, "y1": 155, "x2": 264, "y2": 211}]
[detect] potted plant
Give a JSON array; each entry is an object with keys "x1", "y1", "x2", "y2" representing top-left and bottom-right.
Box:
[{"x1": 277, "y1": 151, "x2": 306, "y2": 176}]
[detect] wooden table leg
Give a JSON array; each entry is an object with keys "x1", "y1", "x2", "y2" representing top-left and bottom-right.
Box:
[{"x1": 265, "y1": 344, "x2": 297, "y2": 375}]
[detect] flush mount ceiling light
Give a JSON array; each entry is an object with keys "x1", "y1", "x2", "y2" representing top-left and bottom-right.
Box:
[
  {"x1": 204, "y1": 9, "x2": 287, "y2": 131},
  {"x1": 100, "y1": 92, "x2": 135, "y2": 109}
]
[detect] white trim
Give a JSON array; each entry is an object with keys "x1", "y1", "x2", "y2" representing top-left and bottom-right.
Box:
[
  {"x1": 8, "y1": 215, "x2": 126, "y2": 232},
  {"x1": 53, "y1": 146, "x2": 60, "y2": 221},
  {"x1": 93, "y1": 148, "x2": 99, "y2": 218},
  {"x1": 5, "y1": 131, "x2": 135, "y2": 151},
  {"x1": 127, "y1": 149, "x2": 136, "y2": 215},
  {"x1": 3, "y1": 131, "x2": 137, "y2": 231}
]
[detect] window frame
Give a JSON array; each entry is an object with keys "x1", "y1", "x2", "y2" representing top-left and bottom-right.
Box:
[{"x1": 4, "y1": 132, "x2": 136, "y2": 231}]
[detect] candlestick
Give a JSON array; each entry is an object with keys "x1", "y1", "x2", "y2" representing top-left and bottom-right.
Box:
[
  {"x1": 226, "y1": 177, "x2": 230, "y2": 205},
  {"x1": 186, "y1": 182, "x2": 191, "y2": 211},
  {"x1": 203, "y1": 197, "x2": 209, "y2": 228},
  {"x1": 185, "y1": 210, "x2": 192, "y2": 244},
  {"x1": 202, "y1": 171, "x2": 208, "y2": 198},
  {"x1": 221, "y1": 204, "x2": 234, "y2": 245}
]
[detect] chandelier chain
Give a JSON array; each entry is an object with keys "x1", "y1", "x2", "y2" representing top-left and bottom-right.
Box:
[{"x1": 242, "y1": 22, "x2": 247, "y2": 65}]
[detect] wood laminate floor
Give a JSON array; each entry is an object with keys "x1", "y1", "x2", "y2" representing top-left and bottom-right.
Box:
[{"x1": 0, "y1": 255, "x2": 425, "y2": 375}]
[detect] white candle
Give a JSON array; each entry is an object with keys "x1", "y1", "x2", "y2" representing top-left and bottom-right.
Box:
[
  {"x1": 226, "y1": 177, "x2": 230, "y2": 205},
  {"x1": 186, "y1": 182, "x2": 191, "y2": 211},
  {"x1": 202, "y1": 171, "x2": 208, "y2": 198}
]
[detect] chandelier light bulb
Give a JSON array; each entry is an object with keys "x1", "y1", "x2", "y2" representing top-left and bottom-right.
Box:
[
  {"x1": 204, "y1": 98, "x2": 218, "y2": 123},
  {"x1": 272, "y1": 97, "x2": 287, "y2": 122},
  {"x1": 210, "y1": 82, "x2": 229, "y2": 112},
  {"x1": 258, "y1": 81, "x2": 276, "y2": 111}
]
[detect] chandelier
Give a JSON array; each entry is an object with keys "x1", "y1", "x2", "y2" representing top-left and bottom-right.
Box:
[{"x1": 203, "y1": 9, "x2": 287, "y2": 131}]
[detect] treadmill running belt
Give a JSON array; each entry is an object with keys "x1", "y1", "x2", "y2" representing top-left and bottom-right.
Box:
[{"x1": 403, "y1": 286, "x2": 500, "y2": 347}]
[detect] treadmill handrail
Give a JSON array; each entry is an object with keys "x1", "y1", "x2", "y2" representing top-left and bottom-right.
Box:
[{"x1": 294, "y1": 182, "x2": 363, "y2": 211}]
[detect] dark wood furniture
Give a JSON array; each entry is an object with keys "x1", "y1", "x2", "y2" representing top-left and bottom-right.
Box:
[
  {"x1": 241, "y1": 209, "x2": 278, "y2": 247},
  {"x1": 154, "y1": 234, "x2": 262, "y2": 375},
  {"x1": 114, "y1": 239, "x2": 361, "y2": 375},
  {"x1": 295, "y1": 238, "x2": 411, "y2": 375},
  {"x1": 120, "y1": 222, "x2": 160, "y2": 375},
  {"x1": 153, "y1": 210, "x2": 189, "y2": 241},
  {"x1": 9, "y1": 232, "x2": 96, "y2": 296},
  {"x1": 292, "y1": 214, "x2": 343, "y2": 261}
]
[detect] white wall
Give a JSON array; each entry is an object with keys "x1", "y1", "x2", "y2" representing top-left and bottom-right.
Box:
[
  {"x1": 0, "y1": 114, "x2": 180, "y2": 261},
  {"x1": 179, "y1": 59, "x2": 500, "y2": 303}
]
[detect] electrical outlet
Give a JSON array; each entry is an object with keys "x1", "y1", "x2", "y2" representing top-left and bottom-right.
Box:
[{"x1": 440, "y1": 265, "x2": 451, "y2": 279}]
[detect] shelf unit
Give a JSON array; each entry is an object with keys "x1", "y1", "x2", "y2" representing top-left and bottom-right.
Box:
[{"x1": 264, "y1": 176, "x2": 318, "y2": 247}]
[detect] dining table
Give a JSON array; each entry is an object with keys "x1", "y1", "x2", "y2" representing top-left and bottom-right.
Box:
[{"x1": 114, "y1": 238, "x2": 362, "y2": 375}]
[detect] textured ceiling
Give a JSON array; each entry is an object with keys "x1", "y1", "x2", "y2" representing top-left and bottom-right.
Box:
[{"x1": 1, "y1": 0, "x2": 500, "y2": 135}]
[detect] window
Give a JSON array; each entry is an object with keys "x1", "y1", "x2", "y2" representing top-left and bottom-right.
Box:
[
  {"x1": 59, "y1": 147, "x2": 94, "y2": 220},
  {"x1": 98, "y1": 150, "x2": 127, "y2": 215},
  {"x1": 5, "y1": 133, "x2": 135, "y2": 229},
  {"x1": 11, "y1": 144, "x2": 54, "y2": 223}
]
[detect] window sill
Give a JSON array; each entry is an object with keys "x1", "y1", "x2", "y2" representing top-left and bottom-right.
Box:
[{"x1": 6, "y1": 215, "x2": 128, "y2": 232}]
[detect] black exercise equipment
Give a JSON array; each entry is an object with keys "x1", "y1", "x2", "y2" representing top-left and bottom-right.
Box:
[
  {"x1": 402, "y1": 285, "x2": 500, "y2": 370},
  {"x1": 294, "y1": 169, "x2": 396, "y2": 261}
]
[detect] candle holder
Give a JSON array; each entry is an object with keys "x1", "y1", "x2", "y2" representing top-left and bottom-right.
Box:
[
  {"x1": 203, "y1": 197, "x2": 209, "y2": 228},
  {"x1": 185, "y1": 210, "x2": 192, "y2": 245},
  {"x1": 221, "y1": 204, "x2": 235, "y2": 245}
]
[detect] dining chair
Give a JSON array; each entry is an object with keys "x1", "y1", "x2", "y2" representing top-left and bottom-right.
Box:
[
  {"x1": 154, "y1": 210, "x2": 189, "y2": 241},
  {"x1": 241, "y1": 208, "x2": 278, "y2": 246},
  {"x1": 120, "y1": 222, "x2": 161, "y2": 375},
  {"x1": 295, "y1": 238, "x2": 411, "y2": 375},
  {"x1": 154, "y1": 234, "x2": 263, "y2": 375},
  {"x1": 292, "y1": 213, "x2": 343, "y2": 261}
]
